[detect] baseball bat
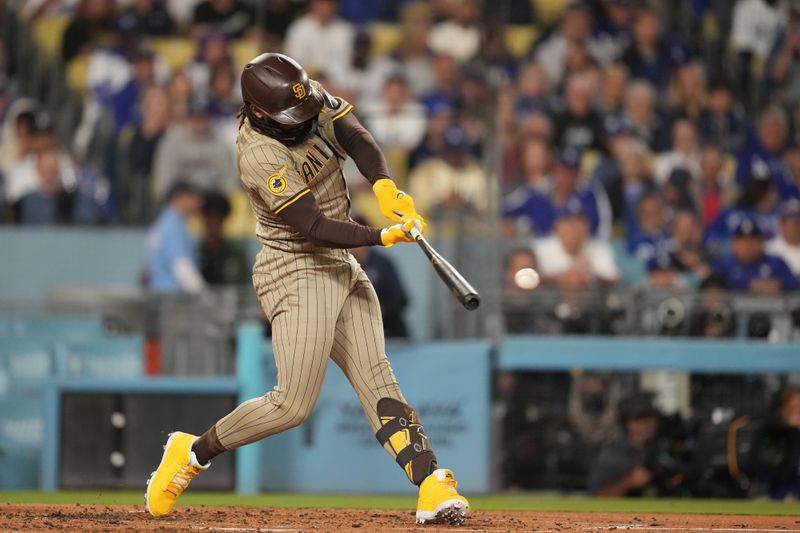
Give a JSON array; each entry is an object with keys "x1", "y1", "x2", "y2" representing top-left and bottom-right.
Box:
[{"x1": 408, "y1": 227, "x2": 480, "y2": 311}]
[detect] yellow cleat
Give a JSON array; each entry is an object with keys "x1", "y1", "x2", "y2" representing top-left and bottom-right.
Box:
[
  {"x1": 145, "y1": 432, "x2": 208, "y2": 517},
  {"x1": 416, "y1": 468, "x2": 470, "y2": 525}
]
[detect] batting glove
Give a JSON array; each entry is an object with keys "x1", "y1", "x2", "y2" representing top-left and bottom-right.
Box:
[
  {"x1": 373, "y1": 178, "x2": 426, "y2": 228},
  {"x1": 380, "y1": 218, "x2": 422, "y2": 247}
]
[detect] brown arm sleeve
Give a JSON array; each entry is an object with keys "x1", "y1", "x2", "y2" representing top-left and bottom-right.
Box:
[
  {"x1": 333, "y1": 112, "x2": 390, "y2": 185},
  {"x1": 278, "y1": 190, "x2": 383, "y2": 248}
]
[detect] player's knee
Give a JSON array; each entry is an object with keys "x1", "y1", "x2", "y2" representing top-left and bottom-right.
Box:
[{"x1": 281, "y1": 402, "x2": 314, "y2": 429}]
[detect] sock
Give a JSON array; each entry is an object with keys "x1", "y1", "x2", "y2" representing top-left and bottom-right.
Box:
[{"x1": 191, "y1": 426, "x2": 226, "y2": 465}]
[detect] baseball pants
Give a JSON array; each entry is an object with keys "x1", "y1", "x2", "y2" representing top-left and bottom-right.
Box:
[{"x1": 213, "y1": 251, "x2": 407, "y2": 458}]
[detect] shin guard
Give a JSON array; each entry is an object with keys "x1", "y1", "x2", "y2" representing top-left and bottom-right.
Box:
[{"x1": 375, "y1": 398, "x2": 437, "y2": 485}]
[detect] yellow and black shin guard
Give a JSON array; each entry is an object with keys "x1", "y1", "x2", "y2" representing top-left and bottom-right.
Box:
[{"x1": 375, "y1": 398, "x2": 437, "y2": 485}]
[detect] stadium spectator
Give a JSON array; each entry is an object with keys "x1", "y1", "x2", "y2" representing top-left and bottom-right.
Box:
[
  {"x1": 603, "y1": 138, "x2": 656, "y2": 238},
  {"x1": 16, "y1": 148, "x2": 103, "y2": 225},
  {"x1": 534, "y1": 204, "x2": 620, "y2": 289},
  {"x1": 643, "y1": 250, "x2": 684, "y2": 289},
  {"x1": 4, "y1": 113, "x2": 71, "y2": 206},
  {"x1": 766, "y1": 199, "x2": 800, "y2": 275},
  {"x1": 260, "y1": 0, "x2": 302, "y2": 47},
  {"x1": 192, "y1": 0, "x2": 254, "y2": 39},
  {"x1": 514, "y1": 62, "x2": 553, "y2": 118},
  {"x1": 534, "y1": 3, "x2": 596, "y2": 88},
  {"x1": 592, "y1": 0, "x2": 635, "y2": 65},
  {"x1": 116, "y1": 0, "x2": 175, "y2": 37},
  {"x1": 408, "y1": 103, "x2": 452, "y2": 169},
  {"x1": 735, "y1": 106, "x2": 791, "y2": 192},
  {"x1": 285, "y1": 0, "x2": 354, "y2": 88},
  {"x1": 549, "y1": 147, "x2": 611, "y2": 238},
  {"x1": 152, "y1": 96, "x2": 237, "y2": 201},
  {"x1": 710, "y1": 217, "x2": 798, "y2": 294},
  {"x1": 503, "y1": 247, "x2": 539, "y2": 334},
  {"x1": 731, "y1": 0, "x2": 787, "y2": 87},
  {"x1": 428, "y1": 0, "x2": 481, "y2": 63},
  {"x1": 783, "y1": 145, "x2": 800, "y2": 199},
  {"x1": 350, "y1": 240, "x2": 410, "y2": 338},
  {"x1": 198, "y1": 192, "x2": 249, "y2": 286},
  {"x1": 698, "y1": 144, "x2": 738, "y2": 228},
  {"x1": 372, "y1": 20, "x2": 435, "y2": 100},
  {"x1": 598, "y1": 63, "x2": 629, "y2": 121},
  {"x1": 661, "y1": 168, "x2": 699, "y2": 224},
  {"x1": 146, "y1": 181, "x2": 205, "y2": 293},
  {"x1": 768, "y1": 5, "x2": 800, "y2": 108},
  {"x1": 167, "y1": 70, "x2": 193, "y2": 121},
  {"x1": 669, "y1": 209, "x2": 710, "y2": 280},
  {"x1": 704, "y1": 176, "x2": 780, "y2": 256},
  {"x1": 698, "y1": 81, "x2": 750, "y2": 153},
  {"x1": 208, "y1": 64, "x2": 240, "y2": 119},
  {"x1": 362, "y1": 74, "x2": 427, "y2": 153},
  {"x1": 185, "y1": 31, "x2": 233, "y2": 102},
  {"x1": 620, "y1": 80, "x2": 669, "y2": 151},
  {"x1": 654, "y1": 119, "x2": 700, "y2": 185},
  {"x1": 61, "y1": 0, "x2": 115, "y2": 63},
  {"x1": 588, "y1": 392, "x2": 660, "y2": 497},
  {"x1": 568, "y1": 373, "x2": 622, "y2": 446},
  {"x1": 620, "y1": 5, "x2": 673, "y2": 88},
  {"x1": 0, "y1": 101, "x2": 38, "y2": 176},
  {"x1": 408, "y1": 125, "x2": 488, "y2": 216},
  {"x1": 628, "y1": 192, "x2": 667, "y2": 260},
  {"x1": 118, "y1": 85, "x2": 171, "y2": 224},
  {"x1": 552, "y1": 74, "x2": 605, "y2": 153},
  {"x1": 667, "y1": 62, "x2": 706, "y2": 122},
  {"x1": 421, "y1": 53, "x2": 460, "y2": 115},
  {"x1": 502, "y1": 138, "x2": 555, "y2": 236}
]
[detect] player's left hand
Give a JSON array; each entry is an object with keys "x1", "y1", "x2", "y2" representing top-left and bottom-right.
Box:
[
  {"x1": 380, "y1": 218, "x2": 419, "y2": 247},
  {"x1": 373, "y1": 178, "x2": 420, "y2": 223}
]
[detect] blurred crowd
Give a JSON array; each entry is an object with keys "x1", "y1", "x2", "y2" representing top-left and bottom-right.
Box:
[{"x1": 1, "y1": 0, "x2": 800, "y2": 298}]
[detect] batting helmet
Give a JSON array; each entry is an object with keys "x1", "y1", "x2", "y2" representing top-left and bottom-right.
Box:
[{"x1": 241, "y1": 53, "x2": 324, "y2": 127}]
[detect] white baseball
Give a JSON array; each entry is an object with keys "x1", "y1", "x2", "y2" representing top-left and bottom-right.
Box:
[{"x1": 514, "y1": 267, "x2": 540, "y2": 291}]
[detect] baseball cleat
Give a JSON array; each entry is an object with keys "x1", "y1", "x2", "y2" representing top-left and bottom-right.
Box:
[
  {"x1": 415, "y1": 468, "x2": 469, "y2": 525},
  {"x1": 145, "y1": 431, "x2": 208, "y2": 517}
]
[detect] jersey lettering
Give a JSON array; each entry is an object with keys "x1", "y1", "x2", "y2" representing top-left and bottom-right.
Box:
[{"x1": 300, "y1": 143, "x2": 332, "y2": 184}]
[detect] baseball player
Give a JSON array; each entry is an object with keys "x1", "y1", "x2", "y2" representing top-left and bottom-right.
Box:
[{"x1": 145, "y1": 53, "x2": 469, "y2": 526}]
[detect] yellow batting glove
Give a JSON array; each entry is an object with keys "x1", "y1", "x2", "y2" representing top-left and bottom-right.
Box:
[
  {"x1": 373, "y1": 178, "x2": 418, "y2": 223},
  {"x1": 380, "y1": 218, "x2": 421, "y2": 247}
]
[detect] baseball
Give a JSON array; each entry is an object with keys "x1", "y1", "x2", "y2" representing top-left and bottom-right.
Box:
[{"x1": 514, "y1": 267, "x2": 540, "y2": 291}]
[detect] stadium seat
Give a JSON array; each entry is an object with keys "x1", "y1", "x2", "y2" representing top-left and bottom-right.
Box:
[
  {"x1": 231, "y1": 40, "x2": 260, "y2": 71},
  {"x1": 153, "y1": 37, "x2": 195, "y2": 73},
  {"x1": 65, "y1": 54, "x2": 90, "y2": 95},
  {"x1": 505, "y1": 25, "x2": 539, "y2": 59},
  {"x1": 370, "y1": 23, "x2": 403, "y2": 57},
  {"x1": 31, "y1": 15, "x2": 69, "y2": 61},
  {"x1": 533, "y1": 0, "x2": 569, "y2": 25}
]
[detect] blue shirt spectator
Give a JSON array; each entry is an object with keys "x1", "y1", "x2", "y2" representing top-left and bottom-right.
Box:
[
  {"x1": 704, "y1": 178, "x2": 780, "y2": 256},
  {"x1": 735, "y1": 107, "x2": 792, "y2": 196},
  {"x1": 697, "y1": 81, "x2": 751, "y2": 154},
  {"x1": 710, "y1": 218, "x2": 798, "y2": 292},
  {"x1": 147, "y1": 182, "x2": 205, "y2": 293}
]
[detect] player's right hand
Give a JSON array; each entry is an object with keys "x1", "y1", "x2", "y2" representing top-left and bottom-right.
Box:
[{"x1": 380, "y1": 218, "x2": 421, "y2": 247}]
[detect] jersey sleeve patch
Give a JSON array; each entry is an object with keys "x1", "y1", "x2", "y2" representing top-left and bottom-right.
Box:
[{"x1": 267, "y1": 166, "x2": 289, "y2": 195}]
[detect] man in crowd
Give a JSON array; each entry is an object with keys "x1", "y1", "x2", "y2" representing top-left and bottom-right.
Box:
[
  {"x1": 199, "y1": 192, "x2": 249, "y2": 286},
  {"x1": 588, "y1": 392, "x2": 661, "y2": 497},
  {"x1": 766, "y1": 199, "x2": 800, "y2": 275},
  {"x1": 711, "y1": 217, "x2": 798, "y2": 294},
  {"x1": 147, "y1": 181, "x2": 206, "y2": 293}
]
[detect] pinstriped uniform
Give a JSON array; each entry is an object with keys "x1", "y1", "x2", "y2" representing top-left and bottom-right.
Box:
[{"x1": 213, "y1": 88, "x2": 407, "y2": 454}]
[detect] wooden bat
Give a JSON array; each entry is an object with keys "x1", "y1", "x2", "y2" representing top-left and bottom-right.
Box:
[{"x1": 408, "y1": 227, "x2": 480, "y2": 311}]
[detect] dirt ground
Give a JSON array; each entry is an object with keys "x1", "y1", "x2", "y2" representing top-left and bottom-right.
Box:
[{"x1": 1, "y1": 505, "x2": 799, "y2": 533}]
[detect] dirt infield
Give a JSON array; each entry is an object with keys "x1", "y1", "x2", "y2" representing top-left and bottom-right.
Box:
[{"x1": 1, "y1": 505, "x2": 799, "y2": 532}]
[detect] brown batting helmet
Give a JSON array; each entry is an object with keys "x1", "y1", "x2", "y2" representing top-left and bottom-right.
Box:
[{"x1": 241, "y1": 53, "x2": 324, "y2": 125}]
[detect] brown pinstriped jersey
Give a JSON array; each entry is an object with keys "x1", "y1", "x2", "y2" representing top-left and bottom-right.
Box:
[{"x1": 237, "y1": 82, "x2": 355, "y2": 255}]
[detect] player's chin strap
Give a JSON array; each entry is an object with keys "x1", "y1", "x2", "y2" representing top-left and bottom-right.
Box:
[{"x1": 375, "y1": 398, "x2": 437, "y2": 486}]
